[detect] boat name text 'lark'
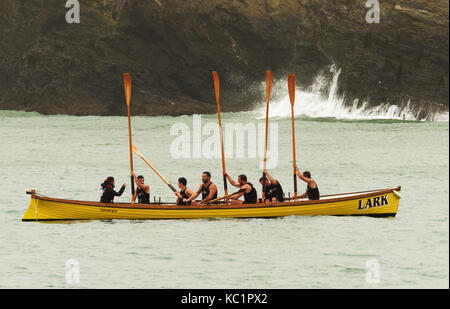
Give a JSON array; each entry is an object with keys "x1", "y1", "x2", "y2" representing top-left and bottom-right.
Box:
[{"x1": 358, "y1": 195, "x2": 388, "y2": 210}]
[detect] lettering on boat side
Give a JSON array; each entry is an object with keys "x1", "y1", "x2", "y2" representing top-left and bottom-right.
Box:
[
  {"x1": 358, "y1": 195, "x2": 388, "y2": 210},
  {"x1": 100, "y1": 208, "x2": 117, "y2": 213}
]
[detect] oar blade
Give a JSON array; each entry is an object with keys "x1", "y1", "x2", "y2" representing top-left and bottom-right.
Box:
[
  {"x1": 123, "y1": 73, "x2": 131, "y2": 107},
  {"x1": 288, "y1": 74, "x2": 295, "y2": 106},
  {"x1": 266, "y1": 70, "x2": 272, "y2": 102},
  {"x1": 212, "y1": 71, "x2": 220, "y2": 105}
]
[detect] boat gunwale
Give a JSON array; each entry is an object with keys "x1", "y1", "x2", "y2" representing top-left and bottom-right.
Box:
[{"x1": 29, "y1": 186, "x2": 401, "y2": 210}]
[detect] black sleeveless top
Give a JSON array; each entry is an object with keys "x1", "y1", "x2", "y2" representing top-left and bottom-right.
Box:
[
  {"x1": 201, "y1": 182, "x2": 217, "y2": 200},
  {"x1": 264, "y1": 180, "x2": 284, "y2": 202},
  {"x1": 136, "y1": 187, "x2": 150, "y2": 204},
  {"x1": 243, "y1": 182, "x2": 257, "y2": 204},
  {"x1": 307, "y1": 185, "x2": 320, "y2": 200},
  {"x1": 178, "y1": 188, "x2": 191, "y2": 205}
]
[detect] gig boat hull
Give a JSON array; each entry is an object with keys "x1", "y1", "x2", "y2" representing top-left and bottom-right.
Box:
[{"x1": 22, "y1": 187, "x2": 401, "y2": 221}]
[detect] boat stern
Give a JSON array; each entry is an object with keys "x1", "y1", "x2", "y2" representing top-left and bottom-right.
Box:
[{"x1": 22, "y1": 190, "x2": 38, "y2": 221}]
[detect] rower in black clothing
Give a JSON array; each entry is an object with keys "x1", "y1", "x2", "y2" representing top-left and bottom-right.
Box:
[
  {"x1": 183, "y1": 171, "x2": 218, "y2": 205},
  {"x1": 176, "y1": 177, "x2": 195, "y2": 205},
  {"x1": 260, "y1": 169, "x2": 284, "y2": 202},
  {"x1": 224, "y1": 173, "x2": 257, "y2": 205},
  {"x1": 100, "y1": 177, "x2": 126, "y2": 203},
  {"x1": 294, "y1": 163, "x2": 320, "y2": 200},
  {"x1": 131, "y1": 172, "x2": 150, "y2": 204}
]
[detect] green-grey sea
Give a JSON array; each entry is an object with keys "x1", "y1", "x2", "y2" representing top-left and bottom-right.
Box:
[{"x1": 0, "y1": 109, "x2": 448, "y2": 288}]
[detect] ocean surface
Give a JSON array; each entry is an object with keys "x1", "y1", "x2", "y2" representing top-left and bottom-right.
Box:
[{"x1": 0, "y1": 103, "x2": 448, "y2": 289}]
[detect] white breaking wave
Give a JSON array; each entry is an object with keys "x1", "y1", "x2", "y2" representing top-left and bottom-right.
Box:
[{"x1": 257, "y1": 65, "x2": 449, "y2": 122}]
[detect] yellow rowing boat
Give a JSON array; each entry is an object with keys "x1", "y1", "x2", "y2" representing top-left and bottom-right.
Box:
[{"x1": 22, "y1": 187, "x2": 401, "y2": 221}]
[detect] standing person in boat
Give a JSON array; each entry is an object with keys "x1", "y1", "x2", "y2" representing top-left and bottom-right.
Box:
[
  {"x1": 224, "y1": 173, "x2": 257, "y2": 205},
  {"x1": 294, "y1": 164, "x2": 320, "y2": 200},
  {"x1": 100, "y1": 177, "x2": 126, "y2": 203},
  {"x1": 260, "y1": 170, "x2": 284, "y2": 202},
  {"x1": 176, "y1": 177, "x2": 195, "y2": 206},
  {"x1": 183, "y1": 172, "x2": 218, "y2": 205},
  {"x1": 131, "y1": 172, "x2": 150, "y2": 204}
]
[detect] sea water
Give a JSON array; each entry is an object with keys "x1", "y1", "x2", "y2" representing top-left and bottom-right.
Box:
[{"x1": 0, "y1": 105, "x2": 448, "y2": 288}]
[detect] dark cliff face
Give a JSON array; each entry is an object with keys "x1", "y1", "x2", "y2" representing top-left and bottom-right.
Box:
[{"x1": 0, "y1": 0, "x2": 448, "y2": 116}]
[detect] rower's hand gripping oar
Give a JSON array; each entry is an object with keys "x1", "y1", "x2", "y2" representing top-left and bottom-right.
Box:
[
  {"x1": 206, "y1": 189, "x2": 246, "y2": 205},
  {"x1": 212, "y1": 71, "x2": 229, "y2": 204},
  {"x1": 288, "y1": 74, "x2": 298, "y2": 199},
  {"x1": 123, "y1": 73, "x2": 135, "y2": 203},
  {"x1": 262, "y1": 70, "x2": 272, "y2": 202},
  {"x1": 132, "y1": 145, "x2": 181, "y2": 198}
]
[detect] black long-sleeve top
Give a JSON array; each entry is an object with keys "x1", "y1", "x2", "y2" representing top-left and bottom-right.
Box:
[{"x1": 100, "y1": 184, "x2": 125, "y2": 203}]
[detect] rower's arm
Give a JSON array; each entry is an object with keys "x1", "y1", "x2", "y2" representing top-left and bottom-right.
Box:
[
  {"x1": 295, "y1": 169, "x2": 315, "y2": 186},
  {"x1": 265, "y1": 171, "x2": 277, "y2": 184},
  {"x1": 185, "y1": 186, "x2": 201, "y2": 202},
  {"x1": 225, "y1": 174, "x2": 240, "y2": 187},
  {"x1": 298, "y1": 190, "x2": 308, "y2": 199},
  {"x1": 200, "y1": 184, "x2": 217, "y2": 203},
  {"x1": 115, "y1": 185, "x2": 126, "y2": 196}
]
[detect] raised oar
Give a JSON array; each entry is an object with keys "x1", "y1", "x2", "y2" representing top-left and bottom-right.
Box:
[
  {"x1": 123, "y1": 73, "x2": 135, "y2": 203},
  {"x1": 212, "y1": 71, "x2": 229, "y2": 204},
  {"x1": 206, "y1": 189, "x2": 246, "y2": 205},
  {"x1": 262, "y1": 70, "x2": 272, "y2": 201},
  {"x1": 288, "y1": 74, "x2": 298, "y2": 199},
  {"x1": 132, "y1": 145, "x2": 181, "y2": 198}
]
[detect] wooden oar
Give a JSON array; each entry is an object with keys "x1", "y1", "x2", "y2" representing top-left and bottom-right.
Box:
[
  {"x1": 212, "y1": 71, "x2": 229, "y2": 204},
  {"x1": 205, "y1": 189, "x2": 246, "y2": 205},
  {"x1": 132, "y1": 145, "x2": 181, "y2": 198},
  {"x1": 123, "y1": 73, "x2": 135, "y2": 203},
  {"x1": 288, "y1": 74, "x2": 298, "y2": 199},
  {"x1": 262, "y1": 70, "x2": 272, "y2": 201}
]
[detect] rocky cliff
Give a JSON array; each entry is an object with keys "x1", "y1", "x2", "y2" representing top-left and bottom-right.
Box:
[{"x1": 0, "y1": 0, "x2": 448, "y2": 116}]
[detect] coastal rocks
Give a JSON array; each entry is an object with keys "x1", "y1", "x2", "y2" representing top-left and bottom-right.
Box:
[{"x1": 0, "y1": 0, "x2": 448, "y2": 116}]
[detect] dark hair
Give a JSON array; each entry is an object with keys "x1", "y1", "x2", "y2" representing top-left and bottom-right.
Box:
[
  {"x1": 238, "y1": 174, "x2": 247, "y2": 182},
  {"x1": 259, "y1": 176, "x2": 268, "y2": 183},
  {"x1": 178, "y1": 177, "x2": 187, "y2": 186},
  {"x1": 202, "y1": 171, "x2": 211, "y2": 178},
  {"x1": 137, "y1": 175, "x2": 144, "y2": 180},
  {"x1": 303, "y1": 171, "x2": 311, "y2": 179},
  {"x1": 101, "y1": 176, "x2": 114, "y2": 189}
]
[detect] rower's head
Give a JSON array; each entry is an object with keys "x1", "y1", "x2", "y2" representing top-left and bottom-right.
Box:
[
  {"x1": 137, "y1": 175, "x2": 145, "y2": 185},
  {"x1": 259, "y1": 176, "x2": 270, "y2": 186},
  {"x1": 202, "y1": 171, "x2": 211, "y2": 183},
  {"x1": 178, "y1": 177, "x2": 187, "y2": 189},
  {"x1": 238, "y1": 174, "x2": 248, "y2": 186},
  {"x1": 303, "y1": 171, "x2": 311, "y2": 179},
  {"x1": 102, "y1": 176, "x2": 115, "y2": 188}
]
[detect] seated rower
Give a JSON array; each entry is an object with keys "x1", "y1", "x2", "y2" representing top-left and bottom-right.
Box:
[
  {"x1": 224, "y1": 173, "x2": 257, "y2": 205},
  {"x1": 260, "y1": 169, "x2": 284, "y2": 202},
  {"x1": 183, "y1": 171, "x2": 218, "y2": 205},
  {"x1": 294, "y1": 164, "x2": 320, "y2": 200},
  {"x1": 131, "y1": 172, "x2": 150, "y2": 204},
  {"x1": 100, "y1": 177, "x2": 126, "y2": 203},
  {"x1": 176, "y1": 177, "x2": 195, "y2": 205}
]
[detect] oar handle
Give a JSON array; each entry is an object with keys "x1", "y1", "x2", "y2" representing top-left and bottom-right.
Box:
[
  {"x1": 133, "y1": 146, "x2": 181, "y2": 198},
  {"x1": 206, "y1": 189, "x2": 244, "y2": 204}
]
